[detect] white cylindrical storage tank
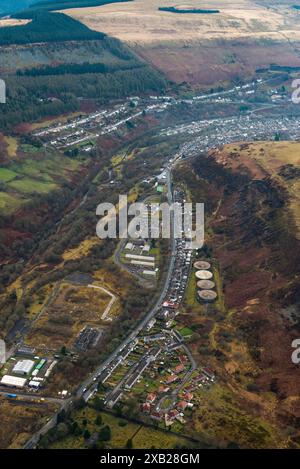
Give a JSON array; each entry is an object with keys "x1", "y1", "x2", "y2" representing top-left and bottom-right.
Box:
[
  {"x1": 195, "y1": 270, "x2": 213, "y2": 280},
  {"x1": 198, "y1": 290, "x2": 217, "y2": 302},
  {"x1": 193, "y1": 260, "x2": 211, "y2": 270},
  {"x1": 197, "y1": 280, "x2": 215, "y2": 290}
]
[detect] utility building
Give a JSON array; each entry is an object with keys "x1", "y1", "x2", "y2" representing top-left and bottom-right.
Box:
[
  {"x1": 1, "y1": 375, "x2": 26, "y2": 388},
  {"x1": 12, "y1": 359, "x2": 35, "y2": 376}
]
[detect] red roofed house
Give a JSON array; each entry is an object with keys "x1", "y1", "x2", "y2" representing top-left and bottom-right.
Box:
[
  {"x1": 183, "y1": 392, "x2": 193, "y2": 401},
  {"x1": 146, "y1": 393, "x2": 156, "y2": 404},
  {"x1": 166, "y1": 374, "x2": 178, "y2": 384},
  {"x1": 203, "y1": 367, "x2": 215, "y2": 380},
  {"x1": 141, "y1": 402, "x2": 151, "y2": 413},
  {"x1": 158, "y1": 385, "x2": 170, "y2": 393},
  {"x1": 177, "y1": 400, "x2": 189, "y2": 411},
  {"x1": 174, "y1": 363, "x2": 185, "y2": 374},
  {"x1": 165, "y1": 408, "x2": 179, "y2": 426},
  {"x1": 179, "y1": 354, "x2": 188, "y2": 364},
  {"x1": 168, "y1": 409, "x2": 179, "y2": 419}
]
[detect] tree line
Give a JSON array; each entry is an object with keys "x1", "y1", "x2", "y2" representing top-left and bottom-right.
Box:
[
  {"x1": 0, "y1": 66, "x2": 167, "y2": 130},
  {"x1": 17, "y1": 61, "x2": 146, "y2": 77}
]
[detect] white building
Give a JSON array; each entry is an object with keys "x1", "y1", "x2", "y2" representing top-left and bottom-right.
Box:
[
  {"x1": 12, "y1": 359, "x2": 35, "y2": 376},
  {"x1": 131, "y1": 260, "x2": 155, "y2": 268},
  {"x1": 28, "y1": 380, "x2": 41, "y2": 389},
  {"x1": 125, "y1": 253, "x2": 155, "y2": 262},
  {"x1": 143, "y1": 270, "x2": 156, "y2": 276},
  {"x1": 1, "y1": 375, "x2": 26, "y2": 388}
]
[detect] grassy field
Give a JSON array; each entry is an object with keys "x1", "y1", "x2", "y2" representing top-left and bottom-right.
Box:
[
  {"x1": 62, "y1": 237, "x2": 100, "y2": 261},
  {"x1": 0, "y1": 149, "x2": 81, "y2": 213},
  {"x1": 0, "y1": 168, "x2": 18, "y2": 182},
  {"x1": 25, "y1": 281, "x2": 114, "y2": 349},
  {"x1": 0, "y1": 191, "x2": 26, "y2": 212},
  {"x1": 192, "y1": 383, "x2": 287, "y2": 448},
  {"x1": 64, "y1": 0, "x2": 300, "y2": 44},
  {"x1": 50, "y1": 407, "x2": 197, "y2": 449},
  {"x1": 178, "y1": 326, "x2": 193, "y2": 337},
  {"x1": 0, "y1": 397, "x2": 58, "y2": 449},
  {"x1": 9, "y1": 177, "x2": 57, "y2": 194},
  {"x1": 4, "y1": 136, "x2": 18, "y2": 157},
  {"x1": 29, "y1": 112, "x2": 84, "y2": 131},
  {"x1": 63, "y1": 0, "x2": 300, "y2": 86}
]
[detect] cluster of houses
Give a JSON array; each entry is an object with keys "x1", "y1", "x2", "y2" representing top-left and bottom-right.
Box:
[
  {"x1": 140, "y1": 365, "x2": 215, "y2": 428},
  {"x1": 141, "y1": 388, "x2": 194, "y2": 427},
  {"x1": 32, "y1": 94, "x2": 176, "y2": 152}
]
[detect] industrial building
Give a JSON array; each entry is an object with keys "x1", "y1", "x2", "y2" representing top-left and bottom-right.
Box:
[
  {"x1": 1, "y1": 375, "x2": 27, "y2": 388},
  {"x1": 143, "y1": 270, "x2": 156, "y2": 276},
  {"x1": 16, "y1": 345, "x2": 35, "y2": 357},
  {"x1": 28, "y1": 380, "x2": 41, "y2": 389},
  {"x1": 12, "y1": 359, "x2": 35, "y2": 376},
  {"x1": 45, "y1": 360, "x2": 57, "y2": 378},
  {"x1": 125, "y1": 253, "x2": 155, "y2": 262},
  {"x1": 131, "y1": 260, "x2": 155, "y2": 268}
]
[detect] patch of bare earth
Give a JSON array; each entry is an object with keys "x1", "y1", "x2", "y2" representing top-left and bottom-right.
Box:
[{"x1": 0, "y1": 19, "x2": 30, "y2": 28}]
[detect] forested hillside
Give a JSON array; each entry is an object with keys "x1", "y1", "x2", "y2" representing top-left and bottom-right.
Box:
[
  {"x1": 0, "y1": 12, "x2": 104, "y2": 44},
  {"x1": 158, "y1": 6, "x2": 220, "y2": 14},
  {"x1": 1, "y1": 67, "x2": 166, "y2": 128},
  {"x1": 0, "y1": 11, "x2": 167, "y2": 129}
]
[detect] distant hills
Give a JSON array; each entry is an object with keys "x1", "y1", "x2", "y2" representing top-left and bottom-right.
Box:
[
  {"x1": 0, "y1": 1, "x2": 132, "y2": 18},
  {"x1": 0, "y1": 1, "x2": 36, "y2": 16}
]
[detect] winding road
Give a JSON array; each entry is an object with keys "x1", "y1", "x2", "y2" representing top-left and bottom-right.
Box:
[{"x1": 23, "y1": 161, "x2": 178, "y2": 449}]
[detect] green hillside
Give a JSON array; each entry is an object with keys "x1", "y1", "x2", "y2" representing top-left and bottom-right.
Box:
[
  {"x1": 0, "y1": 12, "x2": 104, "y2": 45},
  {"x1": 0, "y1": 11, "x2": 167, "y2": 129}
]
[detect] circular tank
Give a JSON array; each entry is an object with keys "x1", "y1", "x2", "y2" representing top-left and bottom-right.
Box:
[
  {"x1": 193, "y1": 260, "x2": 211, "y2": 270},
  {"x1": 198, "y1": 290, "x2": 217, "y2": 302},
  {"x1": 195, "y1": 270, "x2": 213, "y2": 280},
  {"x1": 197, "y1": 280, "x2": 215, "y2": 290}
]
